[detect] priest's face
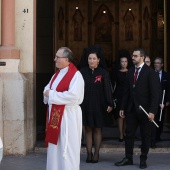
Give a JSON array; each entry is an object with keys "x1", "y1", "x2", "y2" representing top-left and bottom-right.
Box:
[
  {"x1": 88, "y1": 53, "x2": 100, "y2": 69},
  {"x1": 54, "y1": 49, "x2": 69, "y2": 69}
]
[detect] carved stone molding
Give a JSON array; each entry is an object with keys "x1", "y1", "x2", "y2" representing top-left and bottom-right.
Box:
[
  {"x1": 73, "y1": 9, "x2": 84, "y2": 41},
  {"x1": 123, "y1": 9, "x2": 135, "y2": 41},
  {"x1": 143, "y1": 6, "x2": 150, "y2": 40},
  {"x1": 93, "y1": 4, "x2": 114, "y2": 42},
  {"x1": 58, "y1": 7, "x2": 64, "y2": 40}
]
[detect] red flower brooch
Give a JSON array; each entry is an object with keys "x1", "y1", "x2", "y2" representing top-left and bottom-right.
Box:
[{"x1": 94, "y1": 75, "x2": 102, "y2": 83}]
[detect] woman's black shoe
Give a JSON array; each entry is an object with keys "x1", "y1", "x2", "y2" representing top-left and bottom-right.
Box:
[
  {"x1": 86, "y1": 159, "x2": 92, "y2": 163},
  {"x1": 119, "y1": 138, "x2": 124, "y2": 142},
  {"x1": 91, "y1": 159, "x2": 98, "y2": 163},
  {"x1": 92, "y1": 154, "x2": 99, "y2": 163},
  {"x1": 86, "y1": 153, "x2": 93, "y2": 163}
]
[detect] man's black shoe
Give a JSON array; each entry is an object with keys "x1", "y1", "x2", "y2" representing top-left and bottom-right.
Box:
[
  {"x1": 156, "y1": 137, "x2": 162, "y2": 142},
  {"x1": 151, "y1": 143, "x2": 156, "y2": 149},
  {"x1": 115, "y1": 158, "x2": 133, "y2": 166},
  {"x1": 140, "y1": 160, "x2": 147, "y2": 169}
]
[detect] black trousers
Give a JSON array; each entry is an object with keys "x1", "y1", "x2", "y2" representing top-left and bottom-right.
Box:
[
  {"x1": 125, "y1": 110, "x2": 152, "y2": 161},
  {"x1": 151, "y1": 107, "x2": 166, "y2": 143}
]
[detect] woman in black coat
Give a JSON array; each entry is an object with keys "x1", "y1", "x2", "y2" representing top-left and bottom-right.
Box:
[
  {"x1": 110, "y1": 49, "x2": 133, "y2": 142},
  {"x1": 80, "y1": 45, "x2": 113, "y2": 163}
]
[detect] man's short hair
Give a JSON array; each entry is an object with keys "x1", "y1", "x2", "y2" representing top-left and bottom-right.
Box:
[
  {"x1": 145, "y1": 55, "x2": 150, "y2": 59},
  {"x1": 59, "y1": 47, "x2": 74, "y2": 62},
  {"x1": 134, "y1": 48, "x2": 145, "y2": 58},
  {"x1": 154, "y1": 57, "x2": 163, "y2": 64}
]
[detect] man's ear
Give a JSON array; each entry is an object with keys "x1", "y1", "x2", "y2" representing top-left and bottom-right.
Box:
[
  {"x1": 141, "y1": 56, "x2": 145, "y2": 60},
  {"x1": 65, "y1": 58, "x2": 70, "y2": 64}
]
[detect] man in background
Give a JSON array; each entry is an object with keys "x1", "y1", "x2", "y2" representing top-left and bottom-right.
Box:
[
  {"x1": 115, "y1": 48, "x2": 160, "y2": 169},
  {"x1": 151, "y1": 57, "x2": 170, "y2": 146}
]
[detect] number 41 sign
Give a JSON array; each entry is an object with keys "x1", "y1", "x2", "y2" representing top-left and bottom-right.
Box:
[{"x1": 23, "y1": 9, "x2": 29, "y2": 13}]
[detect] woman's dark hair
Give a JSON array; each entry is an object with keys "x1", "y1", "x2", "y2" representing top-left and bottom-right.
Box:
[
  {"x1": 77, "y1": 48, "x2": 88, "y2": 69},
  {"x1": 114, "y1": 49, "x2": 133, "y2": 71},
  {"x1": 78, "y1": 45, "x2": 107, "y2": 70}
]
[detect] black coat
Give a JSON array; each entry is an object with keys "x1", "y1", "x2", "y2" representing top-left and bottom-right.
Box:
[
  {"x1": 121, "y1": 64, "x2": 161, "y2": 115},
  {"x1": 160, "y1": 70, "x2": 170, "y2": 104},
  {"x1": 80, "y1": 66, "x2": 113, "y2": 127}
]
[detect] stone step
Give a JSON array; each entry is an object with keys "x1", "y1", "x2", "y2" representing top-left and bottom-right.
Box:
[
  {"x1": 35, "y1": 125, "x2": 170, "y2": 153},
  {"x1": 35, "y1": 139, "x2": 170, "y2": 154}
]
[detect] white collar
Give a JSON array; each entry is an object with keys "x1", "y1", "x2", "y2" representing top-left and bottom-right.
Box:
[
  {"x1": 136, "y1": 62, "x2": 144, "y2": 69},
  {"x1": 59, "y1": 66, "x2": 69, "y2": 73}
]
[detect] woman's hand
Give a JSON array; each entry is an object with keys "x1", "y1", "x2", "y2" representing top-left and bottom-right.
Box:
[{"x1": 119, "y1": 110, "x2": 125, "y2": 118}]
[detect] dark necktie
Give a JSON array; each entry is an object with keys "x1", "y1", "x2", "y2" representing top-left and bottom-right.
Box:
[
  {"x1": 156, "y1": 71, "x2": 161, "y2": 82},
  {"x1": 159, "y1": 72, "x2": 161, "y2": 82},
  {"x1": 133, "y1": 67, "x2": 140, "y2": 85}
]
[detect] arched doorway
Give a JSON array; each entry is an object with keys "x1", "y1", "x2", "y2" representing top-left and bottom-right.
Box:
[{"x1": 36, "y1": 0, "x2": 169, "y2": 143}]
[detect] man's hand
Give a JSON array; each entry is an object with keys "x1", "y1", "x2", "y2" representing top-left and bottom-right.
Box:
[
  {"x1": 166, "y1": 102, "x2": 170, "y2": 107},
  {"x1": 148, "y1": 113, "x2": 154, "y2": 121},
  {"x1": 119, "y1": 110, "x2": 125, "y2": 118},
  {"x1": 44, "y1": 90, "x2": 50, "y2": 97},
  {"x1": 160, "y1": 103, "x2": 165, "y2": 110},
  {"x1": 107, "y1": 106, "x2": 112, "y2": 113}
]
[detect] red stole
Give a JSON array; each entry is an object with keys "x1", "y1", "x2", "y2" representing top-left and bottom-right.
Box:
[{"x1": 45, "y1": 63, "x2": 77, "y2": 145}]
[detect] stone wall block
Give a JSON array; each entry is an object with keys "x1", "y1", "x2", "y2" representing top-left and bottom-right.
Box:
[
  {"x1": 0, "y1": 80, "x2": 3, "y2": 139},
  {"x1": 1, "y1": 73, "x2": 27, "y2": 155},
  {"x1": 26, "y1": 118, "x2": 36, "y2": 151},
  {"x1": 24, "y1": 73, "x2": 34, "y2": 119},
  {"x1": 24, "y1": 73, "x2": 36, "y2": 151},
  {"x1": 3, "y1": 73, "x2": 27, "y2": 121},
  {"x1": 3, "y1": 120, "x2": 26, "y2": 155}
]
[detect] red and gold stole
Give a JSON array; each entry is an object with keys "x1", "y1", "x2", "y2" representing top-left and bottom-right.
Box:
[{"x1": 45, "y1": 63, "x2": 77, "y2": 145}]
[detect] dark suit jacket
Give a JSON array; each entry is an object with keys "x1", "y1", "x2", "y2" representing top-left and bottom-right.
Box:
[
  {"x1": 160, "y1": 70, "x2": 170, "y2": 104},
  {"x1": 121, "y1": 64, "x2": 160, "y2": 115}
]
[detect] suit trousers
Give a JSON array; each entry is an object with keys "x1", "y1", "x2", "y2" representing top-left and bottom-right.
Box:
[
  {"x1": 125, "y1": 110, "x2": 152, "y2": 161},
  {"x1": 151, "y1": 108, "x2": 166, "y2": 142}
]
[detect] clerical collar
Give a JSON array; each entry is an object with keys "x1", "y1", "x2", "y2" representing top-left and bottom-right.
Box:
[{"x1": 59, "y1": 66, "x2": 69, "y2": 73}]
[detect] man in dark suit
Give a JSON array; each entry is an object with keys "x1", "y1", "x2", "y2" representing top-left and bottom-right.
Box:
[
  {"x1": 115, "y1": 48, "x2": 160, "y2": 169},
  {"x1": 152, "y1": 57, "x2": 170, "y2": 144}
]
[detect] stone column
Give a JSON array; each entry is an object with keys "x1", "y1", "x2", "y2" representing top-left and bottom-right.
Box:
[
  {"x1": 0, "y1": 0, "x2": 27, "y2": 155},
  {"x1": 0, "y1": 0, "x2": 20, "y2": 59}
]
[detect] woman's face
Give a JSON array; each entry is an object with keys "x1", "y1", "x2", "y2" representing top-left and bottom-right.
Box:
[
  {"x1": 88, "y1": 53, "x2": 100, "y2": 69},
  {"x1": 120, "y1": 57, "x2": 128, "y2": 69}
]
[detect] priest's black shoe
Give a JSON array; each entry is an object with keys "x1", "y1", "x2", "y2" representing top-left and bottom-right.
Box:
[
  {"x1": 140, "y1": 160, "x2": 147, "y2": 169},
  {"x1": 115, "y1": 158, "x2": 133, "y2": 166}
]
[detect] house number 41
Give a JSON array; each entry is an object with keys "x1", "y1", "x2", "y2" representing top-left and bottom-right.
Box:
[{"x1": 23, "y1": 9, "x2": 29, "y2": 13}]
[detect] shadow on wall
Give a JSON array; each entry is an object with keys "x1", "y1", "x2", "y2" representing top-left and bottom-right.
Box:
[{"x1": 36, "y1": 73, "x2": 53, "y2": 141}]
